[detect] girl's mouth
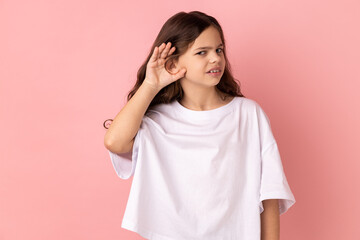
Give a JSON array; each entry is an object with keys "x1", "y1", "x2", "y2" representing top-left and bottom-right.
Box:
[{"x1": 206, "y1": 70, "x2": 222, "y2": 76}]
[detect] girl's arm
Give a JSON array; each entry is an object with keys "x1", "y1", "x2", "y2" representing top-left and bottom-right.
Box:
[
  {"x1": 260, "y1": 199, "x2": 280, "y2": 240},
  {"x1": 104, "y1": 42, "x2": 186, "y2": 154},
  {"x1": 104, "y1": 81, "x2": 160, "y2": 154}
]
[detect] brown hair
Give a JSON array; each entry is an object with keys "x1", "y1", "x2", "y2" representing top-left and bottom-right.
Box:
[{"x1": 103, "y1": 11, "x2": 246, "y2": 129}]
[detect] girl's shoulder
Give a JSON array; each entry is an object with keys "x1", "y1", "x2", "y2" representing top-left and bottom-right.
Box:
[{"x1": 231, "y1": 96, "x2": 263, "y2": 113}]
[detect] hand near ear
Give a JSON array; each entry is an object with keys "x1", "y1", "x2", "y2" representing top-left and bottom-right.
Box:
[{"x1": 144, "y1": 42, "x2": 186, "y2": 91}]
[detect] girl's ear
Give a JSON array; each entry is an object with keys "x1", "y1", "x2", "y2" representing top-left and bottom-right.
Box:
[{"x1": 165, "y1": 58, "x2": 181, "y2": 75}]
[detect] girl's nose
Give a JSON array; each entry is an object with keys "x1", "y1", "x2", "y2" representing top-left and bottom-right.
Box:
[{"x1": 210, "y1": 52, "x2": 221, "y2": 63}]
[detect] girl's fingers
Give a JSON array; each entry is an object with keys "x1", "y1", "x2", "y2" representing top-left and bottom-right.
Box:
[
  {"x1": 152, "y1": 43, "x2": 164, "y2": 61},
  {"x1": 150, "y1": 46, "x2": 159, "y2": 62},
  {"x1": 151, "y1": 43, "x2": 173, "y2": 63},
  {"x1": 160, "y1": 42, "x2": 171, "y2": 59},
  {"x1": 168, "y1": 46, "x2": 176, "y2": 56},
  {"x1": 158, "y1": 43, "x2": 166, "y2": 58}
]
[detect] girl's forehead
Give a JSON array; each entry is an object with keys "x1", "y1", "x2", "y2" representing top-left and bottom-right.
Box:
[
  {"x1": 190, "y1": 29, "x2": 222, "y2": 49},
  {"x1": 180, "y1": 27, "x2": 223, "y2": 56}
]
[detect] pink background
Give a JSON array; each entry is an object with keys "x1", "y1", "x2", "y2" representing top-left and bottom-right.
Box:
[{"x1": 1, "y1": 0, "x2": 359, "y2": 239}]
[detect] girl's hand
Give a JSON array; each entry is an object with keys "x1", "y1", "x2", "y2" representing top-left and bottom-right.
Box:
[{"x1": 144, "y1": 42, "x2": 187, "y2": 90}]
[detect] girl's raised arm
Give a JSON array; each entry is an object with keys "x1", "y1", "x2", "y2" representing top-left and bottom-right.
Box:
[{"x1": 104, "y1": 42, "x2": 186, "y2": 154}]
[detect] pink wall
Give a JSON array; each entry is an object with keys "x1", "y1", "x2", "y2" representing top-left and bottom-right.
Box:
[{"x1": 1, "y1": 0, "x2": 359, "y2": 239}]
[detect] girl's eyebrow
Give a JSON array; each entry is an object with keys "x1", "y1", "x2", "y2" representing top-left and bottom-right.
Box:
[{"x1": 194, "y1": 43, "x2": 223, "y2": 51}]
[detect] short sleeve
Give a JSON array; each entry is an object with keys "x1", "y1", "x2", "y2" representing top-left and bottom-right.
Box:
[
  {"x1": 256, "y1": 103, "x2": 296, "y2": 215},
  {"x1": 108, "y1": 128, "x2": 142, "y2": 180}
]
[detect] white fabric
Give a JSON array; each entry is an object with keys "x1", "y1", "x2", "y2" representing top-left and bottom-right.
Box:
[{"x1": 108, "y1": 96, "x2": 296, "y2": 240}]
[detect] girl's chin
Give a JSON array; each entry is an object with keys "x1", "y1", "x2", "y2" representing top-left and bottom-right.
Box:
[{"x1": 181, "y1": 78, "x2": 221, "y2": 87}]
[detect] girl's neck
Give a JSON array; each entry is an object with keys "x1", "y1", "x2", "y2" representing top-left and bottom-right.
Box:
[{"x1": 178, "y1": 87, "x2": 232, "y2": 111}]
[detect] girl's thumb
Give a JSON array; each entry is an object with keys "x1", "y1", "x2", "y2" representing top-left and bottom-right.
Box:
[
  {"x1": 174, "y1": 68, "x2": 186, "y2": 80},
  {"x1": 180, "y1": 68, "x2": 186, "y2": 76}
]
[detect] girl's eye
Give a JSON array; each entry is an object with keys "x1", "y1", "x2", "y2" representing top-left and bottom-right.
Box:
[{"x1": 197, "y1": 48, "x2": 224, "y2": 55}]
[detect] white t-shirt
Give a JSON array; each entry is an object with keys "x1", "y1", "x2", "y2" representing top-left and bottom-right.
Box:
[{"x1": 108, "y1": 96, "x2": 296, "y2": 240}]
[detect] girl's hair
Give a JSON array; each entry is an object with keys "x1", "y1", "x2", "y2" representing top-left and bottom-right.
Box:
[{"x1": 103, "y1": 11, "x2": 246, "y2": 129}]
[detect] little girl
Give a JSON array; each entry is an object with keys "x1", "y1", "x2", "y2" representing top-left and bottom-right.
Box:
[{"x1": 104, "y1": 11, "x2": 295, "y2": 240}]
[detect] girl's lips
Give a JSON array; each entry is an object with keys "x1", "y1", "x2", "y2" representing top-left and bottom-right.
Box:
[{"x1": 206, "y1": 71, "x2": 222, "y2": 76}]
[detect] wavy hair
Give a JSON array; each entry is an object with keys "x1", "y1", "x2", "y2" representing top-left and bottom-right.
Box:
[{"x1": 103, "y1": 11, "x2": 245, "y2": 129}]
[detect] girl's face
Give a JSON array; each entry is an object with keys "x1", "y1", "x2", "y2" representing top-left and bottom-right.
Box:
[{"x1": 176, "y1": 26, "x2": 226, "y2": 88}]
